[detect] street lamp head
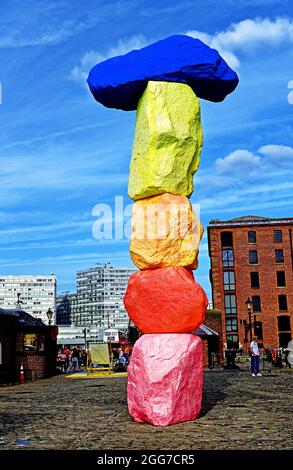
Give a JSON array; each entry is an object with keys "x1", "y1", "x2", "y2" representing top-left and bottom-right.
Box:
[
  {"x1": 46, "y1": 308, "x2": 53, "y2": 325},
  {"x1": 246, "y1": 298, "x2": 253, "y2": 312}
]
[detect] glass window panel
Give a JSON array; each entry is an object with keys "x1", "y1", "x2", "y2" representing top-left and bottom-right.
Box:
[
  {"x1": 275, "y1": 249, "x2": 284, "y2": 264},
  {"x1": 277, "y1": 271, "x2": 286, "y2": 287},
  {"x1": 222, "y1": 249, "x2": 234, "y2": 267},
  {"x1": 223, "y1": 271, "x2": 235, "y2": 290},
  {"x1": 274, "y1": 230, "x2": 282, "y2": 242},
  {"x1": 226, "y1": 318, "x2": 238, "y2": 332},
  {"x1": 278, "y1": 295, "x2": 288, "y2": 311},
  {"x1": 252, "y1": 295, "x2": 261, "y2": 312},
  {"x1": 224, "y1": 294, "x2": 237, "y2": 315},
  {"x1": 248, "y1": 231, "x2": 256, "y2": 243},
  {"x1": 251, "y1": 272, "x2": 260, "y2": 288},
  {"x1": 226, "y1": 335, "x2": 239, "y2": 349},
  {"x1": 277, "y1": 316, "x2": 290, "y2": 331},
  {"x1": 249, "y1": 250, "x2": 258, "y2": 264}
]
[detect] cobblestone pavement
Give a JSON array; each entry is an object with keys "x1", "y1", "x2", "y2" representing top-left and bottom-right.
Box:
[{"x1": 0, "y1": 370, "x2": 292, "y2": 450}]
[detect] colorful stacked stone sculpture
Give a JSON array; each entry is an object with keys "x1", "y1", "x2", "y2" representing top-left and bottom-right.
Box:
[{"x1": 88, "y1": 35, "x2": 239, "y2": 426}]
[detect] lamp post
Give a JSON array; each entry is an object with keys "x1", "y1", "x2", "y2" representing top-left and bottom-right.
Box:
[
  {"x1": 241, "y1": 319, "x2": 248, "y2": 343},
  {"x1": 82, "y1": 328, "x2": 87, "y2": 349},
  {"x1": 245, "y1": 298, "x2": 253, "y2": 343},
  {"x1": 46, "y1": 308, "x2": 53, "y2": 326}
]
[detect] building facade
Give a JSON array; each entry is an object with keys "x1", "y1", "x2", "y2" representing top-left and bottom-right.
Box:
[
  {"x1": 56, "y1": 292, "x2": 78, "y2": 325},
  {"x1": 208, "y1": 216, "x2": 293, "y2": 351},
  {"x1": 57, "y1": 325, "x2": 105, "y2": 346},
  {"x1": 0, "y1": 308, "x2": 58, "y2": 382},
  {"x1": 0, "y1": 275, "x2": 56, "y2": 324},
  {"x1": 58, "y1": 264, "x2": 136, "y2": 331}
]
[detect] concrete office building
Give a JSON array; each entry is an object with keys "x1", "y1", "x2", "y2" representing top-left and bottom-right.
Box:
[
  {"x1": 57, "y1": 325, "x2": 104, "y2": 346},
  {"x1": 56, "y1": 292, "x2": 78, "y2": 325},
  {"x1": 76, "y1": 264, "x2": 136, "y2": 331},
  {"x1": 0, "y1": 275, "x2": 56, "y2": 324}
]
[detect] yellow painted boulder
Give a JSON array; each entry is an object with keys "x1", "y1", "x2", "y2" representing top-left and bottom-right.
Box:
[
  {"x1": 128, "y1": 81, "x2": 203, "y2": 201},
  {"x1": 130, "y1": 193, "x2": 203, "y2": 269}
]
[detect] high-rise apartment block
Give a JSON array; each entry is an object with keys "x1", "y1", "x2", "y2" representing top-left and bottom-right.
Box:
[
  {"x1": 56, "y1": 264, "x2": 136, "y2": 331},
  {"x1": 56, "y1": 292, "x2": 78, "y2": 325},
  {"x1": 208, "y1": 216, "x2": 293, "y2": 350},
  {"x1": 76, "y1": 265, "x2": 136, "y2": 330},
  {"x1": 0, "y1": 275, "x2": 56, "y2": 324}
]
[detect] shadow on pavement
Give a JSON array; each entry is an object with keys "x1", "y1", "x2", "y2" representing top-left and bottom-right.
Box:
[{"x1": 199, "y1": 371, "x2": 232, "y2": 418}]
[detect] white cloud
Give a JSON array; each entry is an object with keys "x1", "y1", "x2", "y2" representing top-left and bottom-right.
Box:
[
  {"x1": 215, "y1": 149, "x2": 261, "y2": 175},
  {"x1": 0, "y1": 120, "x2": 121, "y2": 150},
  {"x1": 0, "y1": 17, "x2": 98, "y2": 48},
  {"x1": 0, "y1": 250, "x2": 131, "y2": 268},
  {"x1": 215, "y1": 144, "x2": 293, "y2": 177},
  {"x1": 258, "y1": 144, "x2": 293, "y2": 158},
  {"x1": 72, "y1": 17, "x2": 293, "y2": 87},
  {"x1": 187, "y1": 17, "x2": 293, "y2": 69},
  {"x1": 71, "y1": 35, "x2": 148, "y2": 86},
  {"x1": 0, "y1": 237, "x2": 128, "y2": 252},
  {"x1": 0, "y1": 1, "x2": 138, "y2": 48}
]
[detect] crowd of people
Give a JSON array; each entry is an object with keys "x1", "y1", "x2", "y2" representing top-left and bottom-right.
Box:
[
  {"x1": 56, "y1": 346, "x2": 87, "y2": 373},
  {"x1": 112, "y1": 344, "x2": 133, "y2": 372},
  {"x1": 56, "y1": 343, "x2": 133, "y2": 373}
]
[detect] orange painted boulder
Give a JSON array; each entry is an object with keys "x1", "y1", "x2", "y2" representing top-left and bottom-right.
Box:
[
  {"x1": 123, "y1": 267, "x2": 207, "y2": 333},
  {"x1": 127, "y1": 333, "x2": 203, "y2": 426},
  {"x1": 130, "y1": 193, "x2": 203, "y2": 270}
]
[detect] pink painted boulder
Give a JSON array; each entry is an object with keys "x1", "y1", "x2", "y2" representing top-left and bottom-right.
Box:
[{"x1": 127, "y1": 333, "x2": 203, "y2": 426}]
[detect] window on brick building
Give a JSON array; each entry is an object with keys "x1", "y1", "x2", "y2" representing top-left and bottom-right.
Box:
[
  {"x1": 226, "y1": 334, "x2": 239, "y2": 349},
  {"x1": 278, "y1": 294, "x2": 288, "y2": 311},
  {"x1": 251, "y1": 272, "x2": 260, "y2": 288},
  {"x1": 249, "y1": 250, "x2": 258, "y2": 264},
  {"x1": 254, "y1": 321, "x2": 263, "y2": 340},
  {"x1": 279, "y1": 332, "x2": 292, "y2": 348},
  {"x1": 275, "y1": 249, "x2": 284, "y2": 263},
  {"x1": 278, "y1": 315, "x2": 290, "y2": 331},
  {"x1": 222, "y1": 249, "x2": 234, "y2": 267},
  {"x1": 248, "y1": 231, "x2": 257, "y2": 243},
  {"x1": 274, "y1": 230, "x2": 282, "y2": 242},
  {"x1": 277, "y1": 271, "x2": 286, "y2": 287},
  {"x1": 277, "y1": 316, "x2": 291, "y2": 347},
  {"x1": 223, "y1": 271, "x2": 235, "y2": 290},
  {"x1": 221, "y1": 231, "x2": 233, "y2": 247},
  {"x1": 225, "y1": 294, "x2": 237, "y2": 315},
  {"x1": 252, "y1": 295, "x2": 261, "y2": 312},
  {"x1": 226, "y1": 318, "x2": 238, "y2": 332}
]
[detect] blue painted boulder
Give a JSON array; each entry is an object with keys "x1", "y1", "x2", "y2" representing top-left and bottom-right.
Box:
[{"x1": 87, "y1": 35, "x2": 239, "y2": 111}]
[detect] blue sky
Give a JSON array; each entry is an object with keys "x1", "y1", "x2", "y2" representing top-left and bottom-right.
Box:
[{"x1": 0, "y1": 0, "x2": 292, "y2": 297}]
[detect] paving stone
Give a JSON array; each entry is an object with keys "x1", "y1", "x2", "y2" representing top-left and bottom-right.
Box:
[{"x1": 0, "y1": 371, "x2": 292, "y2": 450}]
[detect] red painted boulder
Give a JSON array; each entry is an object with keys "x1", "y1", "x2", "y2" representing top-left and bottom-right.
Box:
[
  {"x1": 123, "y1": 267, "x2": 207, "y2": 333},
  {"x1": 127, "y1": 333, "x2": 203, "y2": 426}
]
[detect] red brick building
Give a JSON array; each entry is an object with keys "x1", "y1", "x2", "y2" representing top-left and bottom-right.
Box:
[
  {"x1": 194, "y1": 309, "x2": 223, "y2": 368},
  {"x1": 0, "y1": 308, "x2": 58, "y2": 384},
  {"x1": 208, "y1": 216, "x2": 293, "y2": 351}
]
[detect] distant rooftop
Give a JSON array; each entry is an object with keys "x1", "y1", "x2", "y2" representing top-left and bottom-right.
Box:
[
  {"x1": 77, "y1": 264, "x2": 136, "y2": 274},
  {"x1": 209, "y1": 215, "x2": 293, "y2": 227}
]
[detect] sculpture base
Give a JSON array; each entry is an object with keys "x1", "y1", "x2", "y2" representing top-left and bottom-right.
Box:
[{"x1": 127, "y1": 333, "x2": 203, "y2": 426}]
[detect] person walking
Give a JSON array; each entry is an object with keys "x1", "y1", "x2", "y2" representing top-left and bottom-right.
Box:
[
  {"x1": 250, "y1": 336, "x2": 262, "y2": 377},
  {"x1": 70, "y1": 347, "x2": 80, "y2": 371},
  {"x1": 62, "y1": 346, "x2": 70, "y2": 372}
]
